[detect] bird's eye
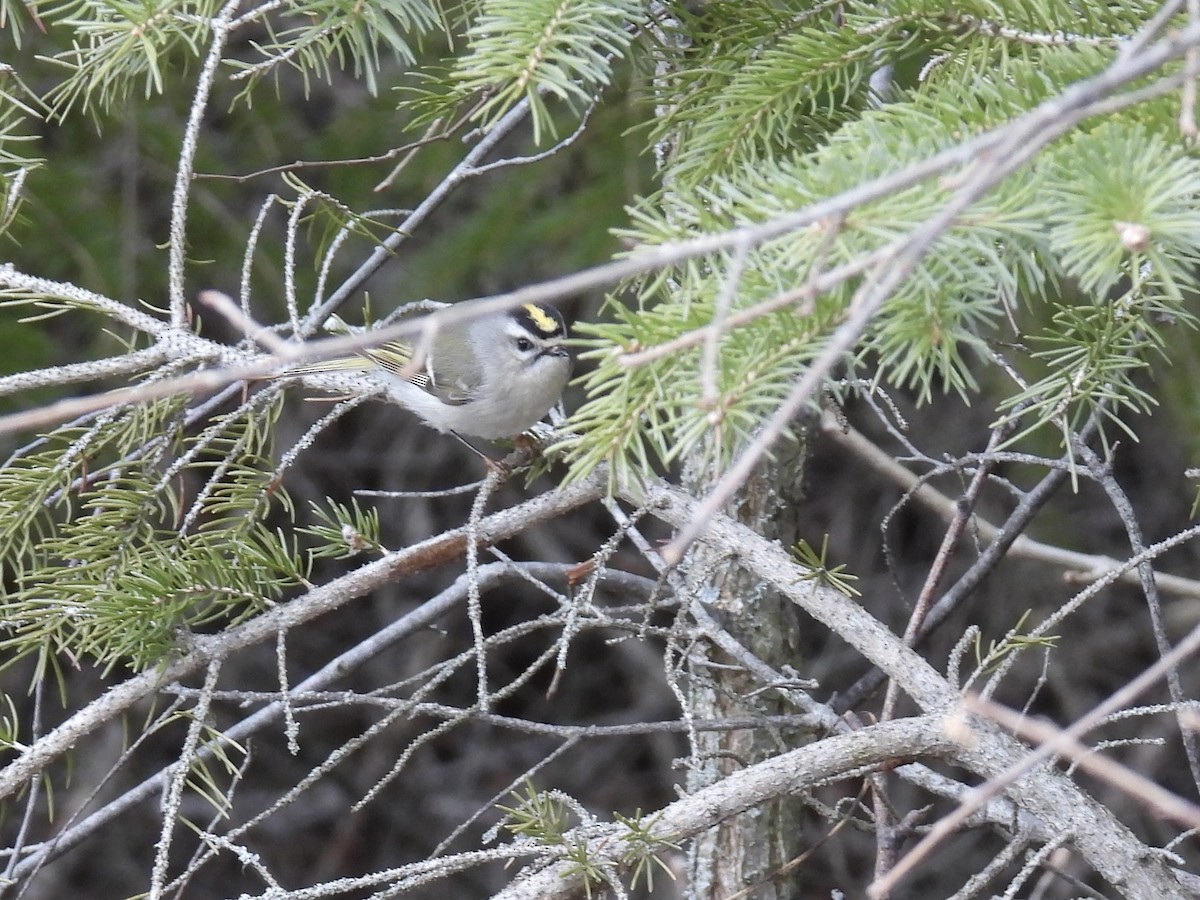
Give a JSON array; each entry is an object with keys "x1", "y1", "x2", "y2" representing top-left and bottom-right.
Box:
[{"x1": 515, "y1": 337, "x2": 534, "y2": 353}]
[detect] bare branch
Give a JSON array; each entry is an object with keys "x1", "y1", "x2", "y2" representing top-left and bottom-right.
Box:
[{"x1": 0, "y1": 474, "x2": 606, "y2": 803}]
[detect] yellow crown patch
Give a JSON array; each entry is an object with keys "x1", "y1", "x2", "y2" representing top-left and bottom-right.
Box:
[{"x1": 522, "y1": 303, "x2": 561, "y2": 335}]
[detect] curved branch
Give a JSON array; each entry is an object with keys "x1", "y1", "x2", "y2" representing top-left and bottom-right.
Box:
[
  {"x1": 626, "y1": 476, "x2": 1191, "y2": 898},
  {"x1": 491, "y1": 716, "x2": 956, "y2": 900},
  {"x1": 0, "y1": 473, "x2": 606, "y2": 803}
]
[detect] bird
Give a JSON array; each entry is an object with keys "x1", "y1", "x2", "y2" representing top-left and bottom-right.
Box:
[{"x1": 285, "y1": 301, "x2": 572, "y2": 441}]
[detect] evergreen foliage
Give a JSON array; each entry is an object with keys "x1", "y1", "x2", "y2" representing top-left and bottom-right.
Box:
[
  {"x1": 1, "y1": 0, "x2": 1200, "y2": 895},
  {"x1": 560, "y1": 0, "x2": 1200, "y2": 480},
  {"x1": 0, "y1": 392, "x2": 303, "y2": 674},
  {"x1": 448, "y1": 0, "x2": 642, "y2": 141},
  {"x1": 0, "y1": 0, "x2": 1195, "y2": 699}
]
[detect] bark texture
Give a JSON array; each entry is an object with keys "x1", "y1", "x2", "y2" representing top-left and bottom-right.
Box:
[{"x1": 684, "y1": 435, "x2": 809, "y2": 900}]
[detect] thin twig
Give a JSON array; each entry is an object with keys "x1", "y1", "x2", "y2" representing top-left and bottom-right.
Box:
[
  {"x1": 167, "y1": 0, "x2": 241, "y2": 326},
  {"x1": 967, "y1": 694, "x2": 1200, "y2": 831},
  {"x1": 868, "y1": 620, "x2": 1200, "y2": 897},
  {"x1": 7, "y1": 29, "x2": 1200, "y2": 439},
  {"x1": 467, "y1": 469, "x2": 504, "y2": 710},
  {"x1": 823, "y1": 414, "x2": 1200, "y2": 602},
  {"x1": 699, "y1": 238, "x2": 749, "y2": 405},
  {"x1": 0, "y1": 475, "x2": 607, "y2": 804},
  {"x1": 148, "y1": 659, "x2": 222, "y2": 900},
  {"x1": 1074, "y1": 439, "x2": 1200, "y2": 798},
  {"x1": 1, "y1": 559, "x2": 626, "y2": 881},
  {"x1": 657, "y1": 30, "x2": 1200, "y2": 562},
  {"x1": 197, "y1": 290, "x2": 292, "y2": 354},
  {"x1": 302, "y1": 96, "x2": 537, "y2": 332}
]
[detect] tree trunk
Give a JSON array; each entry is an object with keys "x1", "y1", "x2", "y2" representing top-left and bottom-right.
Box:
[{"x1": 683, "y1": 435, "x2": 809, "y2": 899}]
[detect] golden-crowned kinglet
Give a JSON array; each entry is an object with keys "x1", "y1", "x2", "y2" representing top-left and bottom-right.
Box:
[{"x1": 289, "y1": 301, "x2": 572, "y2": 440}]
